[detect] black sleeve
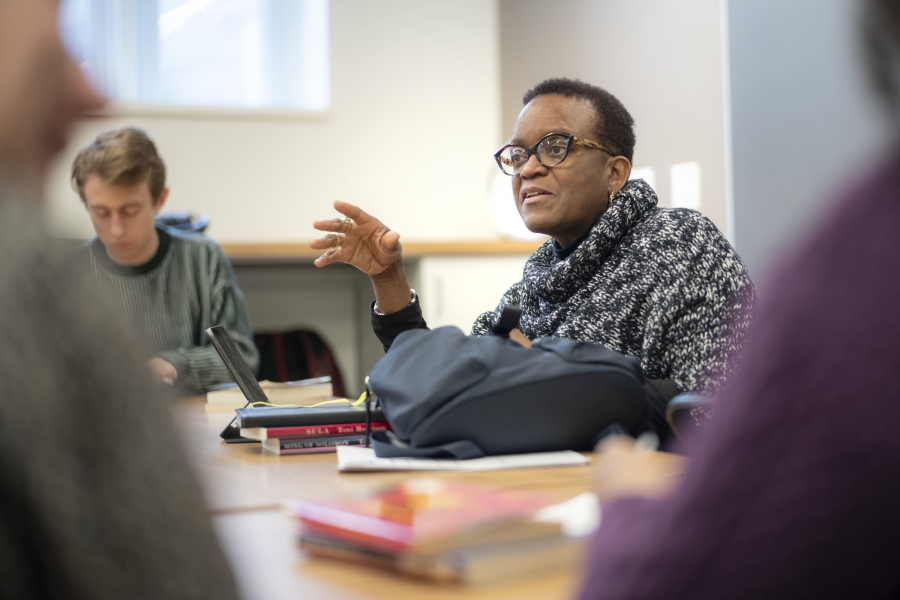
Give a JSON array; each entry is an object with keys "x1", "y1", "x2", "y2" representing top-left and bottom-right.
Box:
[
  {"x1": 371, "y1": 296, "x2": 429, "y2": 351},
  {"x1": 641, "y1": 378, "x2": 680, "y2": 440}
]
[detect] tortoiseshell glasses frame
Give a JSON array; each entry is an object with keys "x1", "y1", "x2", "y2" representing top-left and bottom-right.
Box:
[{"x1": 494, "y1": 132, "x2": 612, "y2": 176}]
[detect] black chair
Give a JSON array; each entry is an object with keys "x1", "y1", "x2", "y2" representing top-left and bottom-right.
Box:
[
  {"x1": 665, "y1": 393, "x2": 715, "y2": 440},
  {"x1": 253, "y1": 329, "x2": 347, "y2": 398}
]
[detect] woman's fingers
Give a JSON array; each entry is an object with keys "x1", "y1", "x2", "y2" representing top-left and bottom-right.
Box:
[
  {"x1": 509, "y1": 328, "x2": 532, "y2": 348},
  {"x1": 312, "y1": 218, "x2": 353, "y2": 233},
  {"x1": 310, "y1": 202, "x2": 402, "y2": 272},
  {"x1": 313, "y1": 201, "x2": 377, "y2": 233},
  {"x1": 381, "y1": 230, "x2": 401, "y2": 253},
  {"x1": 332, "y1": 200, "x2": 373, "y2": 225},
  {"x1": 313, "y1": 247, "x2": 343, "y2": 268},
  {"x1": 308, "y1": 232, "x2": 344, "y2": 250},
  {"x1": 311, "y1": 233, "x2": 345, "y2": 267}
]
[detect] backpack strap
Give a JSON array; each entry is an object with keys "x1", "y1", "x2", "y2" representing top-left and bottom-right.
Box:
[
  {"x1": 370, "y1": 431, "x2": 485, "y2": 459},
  {"x1": 489, "y1": 305, "x2": 522, "y2": 338}
]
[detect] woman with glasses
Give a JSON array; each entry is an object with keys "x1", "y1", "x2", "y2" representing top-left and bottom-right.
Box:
[{"x1": 311, "y1": 78, "x2": 754, "y2": 421}]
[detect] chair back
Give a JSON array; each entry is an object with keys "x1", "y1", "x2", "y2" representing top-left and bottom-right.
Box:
[
  {"x1": 665, "y1": 393, "x2": 714, "y2": 440},
  {"x1": 254, "y1": 329, "x2": 347, "y2": 398}
]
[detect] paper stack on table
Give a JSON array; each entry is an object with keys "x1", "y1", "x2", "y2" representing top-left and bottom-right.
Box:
[
  {"x1": 336, "y1": 446, "x2": 590, "y2": 472},
  {"x1": 205, "y1": 376, "x2": 333, "y2": 412}
]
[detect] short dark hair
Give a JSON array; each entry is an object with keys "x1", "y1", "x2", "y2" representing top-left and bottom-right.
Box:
[{"x1": 522, "y1": 78, "x2": 636, "y2": 162}]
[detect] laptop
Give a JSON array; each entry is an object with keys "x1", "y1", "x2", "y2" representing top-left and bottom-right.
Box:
[
  {"x1": 207, "y1": 325, "x2": 378, "y2": 445},
  {"x1": 206, "y1": 324, "x2": 268, "y2": 442}
]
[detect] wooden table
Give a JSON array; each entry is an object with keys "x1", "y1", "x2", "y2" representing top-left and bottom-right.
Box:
[{"x1": 175, "y1": 397, "x2": 592, "y2": 599}]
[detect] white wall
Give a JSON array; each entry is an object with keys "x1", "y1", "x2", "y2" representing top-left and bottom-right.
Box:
[
  {"x1": 499, "y1": 0, "x2": 731, "y2": 236},
  {"x1": 44, "y1": 0, "x2": 503, "y2": 244},
  {"x1": 417, "y1": 255, "x2": 529, "y2": 331}
]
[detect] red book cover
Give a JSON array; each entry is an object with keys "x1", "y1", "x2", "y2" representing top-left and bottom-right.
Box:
[
  {"x1": 288, "y1": 478, "x2": 556, "y2": 553},
  {"x1": 244, "y1": 422, "x2": 389, "y2": 440}
]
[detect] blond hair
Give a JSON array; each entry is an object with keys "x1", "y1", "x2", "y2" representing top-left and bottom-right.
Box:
[{"x1": 71, "y1": 127, "x2": 166, "y2": 203}]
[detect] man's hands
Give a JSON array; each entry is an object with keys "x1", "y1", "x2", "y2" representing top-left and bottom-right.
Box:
[
  {"x1": 311, "y1": 201, "x2": 403, "y2": 276},
  {"x1": 592, "y1": 435, "x2": 687, "y2": 505},
  {"x1": 148, "y1": 357, "x2": 178, "y2": 384}
]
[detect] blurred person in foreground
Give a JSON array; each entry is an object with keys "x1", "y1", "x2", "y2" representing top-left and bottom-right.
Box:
[
  {"x1": 73, "y1": 127, "x2": 259, "y2": 394},
  {"x1": 578, "y1": 1, "x2": 900, "y2": 598},
  {"x1": 0, "y1": 1, "x2": 239, "y2": 598}
]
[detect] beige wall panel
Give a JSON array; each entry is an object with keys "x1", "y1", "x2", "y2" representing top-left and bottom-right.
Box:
[{"x1": 499, "y1": 0, "x2": 730, "y2": 235}]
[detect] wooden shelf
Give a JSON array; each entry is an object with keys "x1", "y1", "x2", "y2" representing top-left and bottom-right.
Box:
[{"x1": 220, "y1": 239, "x2": 546, "y2": 261}]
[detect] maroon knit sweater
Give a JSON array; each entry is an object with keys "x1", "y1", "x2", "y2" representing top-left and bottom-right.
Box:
[{"x1": 578, "y1": 155, "x2": 900, "y2": 599}]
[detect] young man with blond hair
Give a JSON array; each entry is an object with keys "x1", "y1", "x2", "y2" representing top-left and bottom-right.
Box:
[{"x1": 73, "y1": 127, "x2": 259, "y2": 393}]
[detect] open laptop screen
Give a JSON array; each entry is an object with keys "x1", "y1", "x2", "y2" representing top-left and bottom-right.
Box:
[
  {"x1": 205, "y1": 323, "x2": 270, "y2": 438},
  {"x1": 206, "y1": 325, "x2": 268, "y2": 405}
]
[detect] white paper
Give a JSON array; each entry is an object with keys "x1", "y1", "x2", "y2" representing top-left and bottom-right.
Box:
[
  {"x1": 336, "y1": 446, "x2": 590, "y2": 473},
  {"x1": 533, "y1": 491, "x2": 600, "y2": 537}
]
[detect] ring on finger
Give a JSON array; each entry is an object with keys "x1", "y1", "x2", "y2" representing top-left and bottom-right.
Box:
[{"x1": 342, "y1": 217, "x2": 353, "y2": 232}]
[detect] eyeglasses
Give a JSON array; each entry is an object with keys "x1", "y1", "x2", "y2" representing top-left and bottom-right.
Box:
[{"x1": 494, "y1": 132, "x2": 612, "y2": 176}]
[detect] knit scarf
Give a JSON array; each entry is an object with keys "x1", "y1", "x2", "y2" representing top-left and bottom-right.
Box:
[{"x1": 516, "y1": 178, "x2": 657, "y2": 338}]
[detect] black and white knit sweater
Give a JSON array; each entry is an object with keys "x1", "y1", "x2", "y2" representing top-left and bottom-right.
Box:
[
  {"x1": 373, "y1": 179, "x2": 755, "y2": 394},
  {"x1": 471, "y1": 179, "x2": 755, "y2": 393}
]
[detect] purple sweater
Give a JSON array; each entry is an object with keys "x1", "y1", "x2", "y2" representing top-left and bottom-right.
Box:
[{"x1": 578, "y1": 155, "x2": 900, "y2": 599}]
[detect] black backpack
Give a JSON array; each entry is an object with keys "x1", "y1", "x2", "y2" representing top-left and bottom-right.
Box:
[{"x1": 366, "y1": 322, "x2": 650, "y2": 459}]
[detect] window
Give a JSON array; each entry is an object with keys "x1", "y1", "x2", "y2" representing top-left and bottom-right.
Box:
[
  {"x1": 60, "y1": 0, "x2": 330, "y2": 111},
  {"x1": 670, "y1": 162, "x2": 701, "y2": 210}
]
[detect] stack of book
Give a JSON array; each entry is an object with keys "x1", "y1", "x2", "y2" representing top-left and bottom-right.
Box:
[
  {"x1": 206, "y1": 376, "x2": 333, "y2": 412},
  {"x1": 236, "y1": 403, "x2": 388, "y2": 455},
  {"x1": 288, "y1": 478, "x2": 583, "y2": 585}
]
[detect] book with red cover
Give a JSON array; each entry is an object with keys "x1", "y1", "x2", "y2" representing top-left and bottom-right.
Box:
[
  {"x1": 287, "y1": 478, "x2": 559, "y2": 553},
  {"x1": 241, "y1": 422, "x2": 389, "y2": 441},
  {"x1": 262, "y1": 435, "x2": 367, "y2": 455}
]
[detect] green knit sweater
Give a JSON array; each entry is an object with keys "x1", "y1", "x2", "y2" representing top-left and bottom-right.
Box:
[{"x1": 84, "y1": 227, "x2": 259, "y2": 394}]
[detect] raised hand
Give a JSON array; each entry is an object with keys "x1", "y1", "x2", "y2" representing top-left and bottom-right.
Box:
[{"x1": 311, "y1": 201, "x2": 402, "y2": 276}]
